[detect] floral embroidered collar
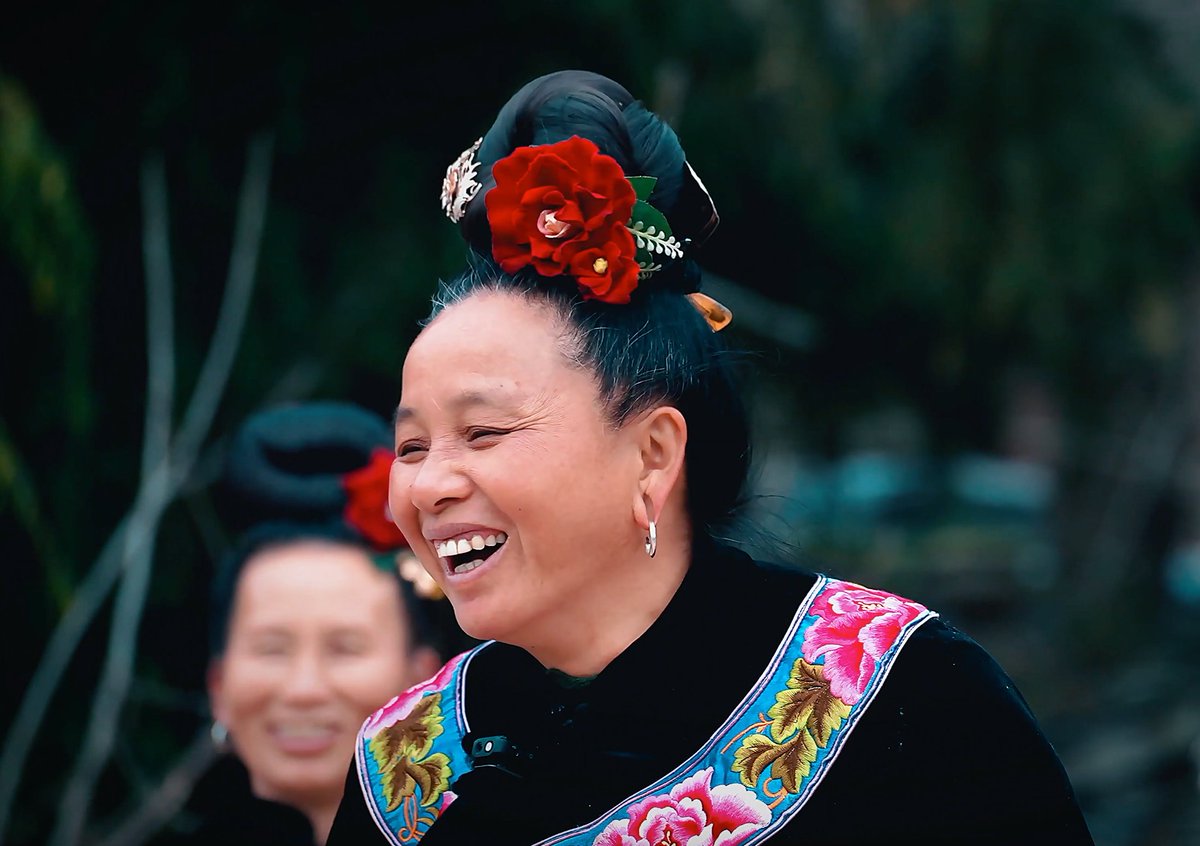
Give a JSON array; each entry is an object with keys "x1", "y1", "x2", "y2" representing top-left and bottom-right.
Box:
[{"x1": 355, "y1": 537, "x2": 936, "y2": 845}]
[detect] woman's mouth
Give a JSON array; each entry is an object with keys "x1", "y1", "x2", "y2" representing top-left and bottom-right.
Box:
[
  {"x1": 270, "y1": 723, "x2": 338, "y2": 755},
  {"x1": 435, "y1": 532, "x2": 507, "y2": 575}
]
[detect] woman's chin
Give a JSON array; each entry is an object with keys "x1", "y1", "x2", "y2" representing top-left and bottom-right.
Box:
[
  {"x1": 249, "y1": 761, "x2": 345, "y2": 810},
  {"x1": 451, "y1": 602, "x2": 521, "y2": 645}
]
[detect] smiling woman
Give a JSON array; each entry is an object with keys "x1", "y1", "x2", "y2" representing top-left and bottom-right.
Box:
[
  {"x1": 152, "y1": 403, "x2": 453, "y2": 846},
  {"x1": 328, "y1": 71, "x2": 1094, "y2": 845}
]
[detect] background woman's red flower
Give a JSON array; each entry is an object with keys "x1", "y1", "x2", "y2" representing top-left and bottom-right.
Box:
[{"x1": 342, "y1": 447, "x2": 408, "y2": 550}]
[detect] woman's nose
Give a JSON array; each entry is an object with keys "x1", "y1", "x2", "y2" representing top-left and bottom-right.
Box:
[
  {"x1": 407, "y1": 448, "x2": 471, "y2": 513},
  {"x1": 280, "y1": 653, "x2": 332, "y2": 704}
]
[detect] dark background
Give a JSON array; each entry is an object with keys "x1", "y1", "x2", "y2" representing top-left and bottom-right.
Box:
[{"x1": 3, "y1": 2, "x2": 1200, "y2": 844}]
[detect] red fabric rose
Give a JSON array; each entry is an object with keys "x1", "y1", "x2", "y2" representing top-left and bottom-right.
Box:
[
  {"x1": 342, "y1": 447, "x2": 408, "y2": 550},
  {"x1": 485, "y1": 136, "x2": 640, "y2": 304}
]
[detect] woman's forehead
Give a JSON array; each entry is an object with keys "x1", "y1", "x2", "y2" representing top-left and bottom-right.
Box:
[
  {"x1": 401, "y1": 293, "x2": 574, "y2": 400},
  {"x1": 418, "y1": 291, "x2": 563, "y2": 351},
  {"x1": 233, "y1": 545, "x2": 402, "y2": 619}
]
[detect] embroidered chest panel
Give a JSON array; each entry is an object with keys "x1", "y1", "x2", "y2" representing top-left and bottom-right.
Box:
[{"x1": 355, "y1": 576, "x2": 936, "y2": 845}]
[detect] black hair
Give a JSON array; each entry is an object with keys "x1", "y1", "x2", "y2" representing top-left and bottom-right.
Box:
[
  {"x1": 209, "y1": 402, "x2": 450, "y2": 659},
  {"x1": 458, "y1": 70, "x2": 718, "y2": 295},
  {"x1": 434, "y1": 70, "x2": 751, "y2": 539}
]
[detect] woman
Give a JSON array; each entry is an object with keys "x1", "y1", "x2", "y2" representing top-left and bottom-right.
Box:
[
  {"x1": 330, "y1": 71, "x2": 1093, "y2": 845},
  {"x1": 160, "y1": 402, "x2": 451, "y2": 846}
]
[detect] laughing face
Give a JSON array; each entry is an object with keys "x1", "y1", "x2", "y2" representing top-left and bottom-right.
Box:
[
  {"x1": 209, "y1": 541, "x2": 420, "y2": 811},
  {"x1": 390, "y1": 291, "x2": 647, "y2": 653}
]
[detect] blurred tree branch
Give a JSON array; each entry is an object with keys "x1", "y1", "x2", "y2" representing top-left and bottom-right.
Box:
[
  {"x1": 139, "y1": 155, "x2": 175, "y2": 481},
  {"x1": 93, "y1": 731, "x2": 219, "y2": 846},
  {"x1": 46, "y1": 133, "x2": 272, "y2": 846},
  {"x1": 0, "y1": 134, "x2": 272, "y2": 846},
  {"x1": 0, "y1": 516, "x2": 130, "y2": 843}
]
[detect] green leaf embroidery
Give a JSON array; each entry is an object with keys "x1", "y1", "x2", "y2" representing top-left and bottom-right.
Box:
[
  {"x1": 732, "y1": 659, "x2": 849, "y2": 794},
  {"x1": 367, "y1": 693, "x2": 452, "y2": 811},
  {"x1": 768, "y1": 659, "x2": 849, "y2": 746}
]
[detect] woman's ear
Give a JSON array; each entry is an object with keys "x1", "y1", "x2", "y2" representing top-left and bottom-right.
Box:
[
  {"x1": 632, "y1": 405, "x2": 688, "y2": 531},
  {"x1": 206, "y1": 660, "x2": 227, "y2": 724}
]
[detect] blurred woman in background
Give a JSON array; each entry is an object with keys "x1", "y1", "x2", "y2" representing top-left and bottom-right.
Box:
[{"x1": 156, "y1": 401, "x2": 455, "y2": 846}]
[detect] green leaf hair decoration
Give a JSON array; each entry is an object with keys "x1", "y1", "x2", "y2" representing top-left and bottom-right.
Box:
[
  {"x1": 626, "y1": 175, "x2": 658, "y2": 202},
  {"x1": 624, "y1": 175, "x2": 684, "y2": 278}
]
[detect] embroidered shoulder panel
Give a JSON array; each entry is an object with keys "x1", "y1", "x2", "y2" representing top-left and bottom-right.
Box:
[
  {"x1": 537, "y1": 576, "x2": 936, "y2": 845},
  {"x1": 354, "y1": 577, "x2": 935, "y2": 845},
  {"x1": 354, "y1": 647, "x2": 483, "y2": 844}
]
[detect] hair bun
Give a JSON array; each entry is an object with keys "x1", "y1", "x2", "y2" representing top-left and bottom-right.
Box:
[
  {"x1": 447, "y1": 69, "x2": 719, "y2": 298},
  {"x1": 221, "y1": 401, "x2": 392, "y2": 532}
]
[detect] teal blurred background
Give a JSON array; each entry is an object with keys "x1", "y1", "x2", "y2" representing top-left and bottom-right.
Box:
[{"x1": 3, "y1": 2, "x2": 1199, "y2": 843}]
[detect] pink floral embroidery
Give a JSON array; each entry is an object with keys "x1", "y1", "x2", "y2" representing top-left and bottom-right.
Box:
[
  {"x1": 440, "y1": 790, "x2": 457, "y2": 813},
  {"x1": 362, "y1": 651, "x2": 468, "y2": 738},
  {"x1": 594, "y1": 767, "x2": 771, "y2": 846},
  {"x1": 801, "y1": 584, "x2": 926, "y2": 705}
]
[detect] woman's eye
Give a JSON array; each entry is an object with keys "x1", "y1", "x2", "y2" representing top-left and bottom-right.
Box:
[
  {"x1": 396, "y1": 441, "x2": 427, "y2": 458},
  {"x1": 328, "y1": 635, "x2": 369, "y2": 657},
  {"x1": 248, "y1": 640, "x2": 290, "y2": 657},
  {"x1": 466, "y1": 428, "x2": 507, "y2": 443}
]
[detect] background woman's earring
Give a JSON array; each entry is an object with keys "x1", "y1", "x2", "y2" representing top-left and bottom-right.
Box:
[
  {"x1": 210, "y1": 720, "x2": 230, "y2": 753},
  {"x1": 645, "y1": 520, "x2": 657, "y2": 558}
]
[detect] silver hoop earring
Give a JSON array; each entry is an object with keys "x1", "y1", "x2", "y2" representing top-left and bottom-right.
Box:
[
  {"x1": 210, "y1": 720, "x2": 230, "y2": 753},
  {"x1": 645, "y1": 520, "x2": 657, "y2": 558}
]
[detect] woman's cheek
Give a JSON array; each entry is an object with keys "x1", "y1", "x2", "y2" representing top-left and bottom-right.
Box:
[
  {"x1": 332, "y1": 652, "x2": 409, "y2": 713},
  {"x1": 388, "y1": 463, "x2": 418, "y2": 534}
]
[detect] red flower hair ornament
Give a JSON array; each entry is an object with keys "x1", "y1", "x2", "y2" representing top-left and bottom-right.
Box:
[
  {"x1": 442, "y1": 134, "x2": 731, "y2": 326},
  {"x1": 485, "y1": 136, "x2": 645, "y2": 304},
  {"x1": 342, "y1": 447, "x2": 408, "y2": 551}
]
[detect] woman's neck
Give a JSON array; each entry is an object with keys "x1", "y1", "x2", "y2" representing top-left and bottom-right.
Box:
[
  {"x1": 247, "y1": 771, "x2": 338, "y2": 845},
  {"x1": 519, "y1": 532, "x2": 692, "y2": 677},
  {"x1": 305, "y1": 801, "x2": 339, "y2": 846}
]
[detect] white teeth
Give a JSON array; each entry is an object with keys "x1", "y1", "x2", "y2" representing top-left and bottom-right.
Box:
[
  {"x1": 276, "y1": 726, "x2": 333, "y2": 739},
  {"x1": 435, "y1": 532, "x2": 507, "y2": 559},
  {"x1": 454, "y1": 559, "x2": 483, "y2": 575}
]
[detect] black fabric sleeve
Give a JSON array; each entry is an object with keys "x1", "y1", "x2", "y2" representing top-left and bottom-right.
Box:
[
  {"x1": 145, "y1": 756, "x2": 317, "y2": 846},
  {"x1": 794, "y1": 618, "x2": 1094, "y2": 845},
  {"x1": 326, "y1": 763, "x2": 390, "y2": 846}
]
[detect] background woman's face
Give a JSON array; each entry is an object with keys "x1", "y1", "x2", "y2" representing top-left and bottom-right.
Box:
[
  {"x1": 390, "y1": 292, "x2": 642, "y2": 647},
  {"x1": 209, "y1": 541, "x2": 413, "y2": 810}
]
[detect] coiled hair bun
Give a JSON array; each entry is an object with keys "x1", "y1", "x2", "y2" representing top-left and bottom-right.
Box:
[
  {"x1": 456, "y1": 70, "x2": 718, "y2": 294},
  {"x1": 220, "y1": 401, "x2": 392, "y2": 533}
]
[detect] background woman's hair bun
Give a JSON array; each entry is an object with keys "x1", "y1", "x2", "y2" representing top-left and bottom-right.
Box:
[
  {"x1": 220, "y1": 401, "x2": 392, "y2": 533},
  {"x1": 454, "y1": 69, "x2": 718, "y2": 294}
]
